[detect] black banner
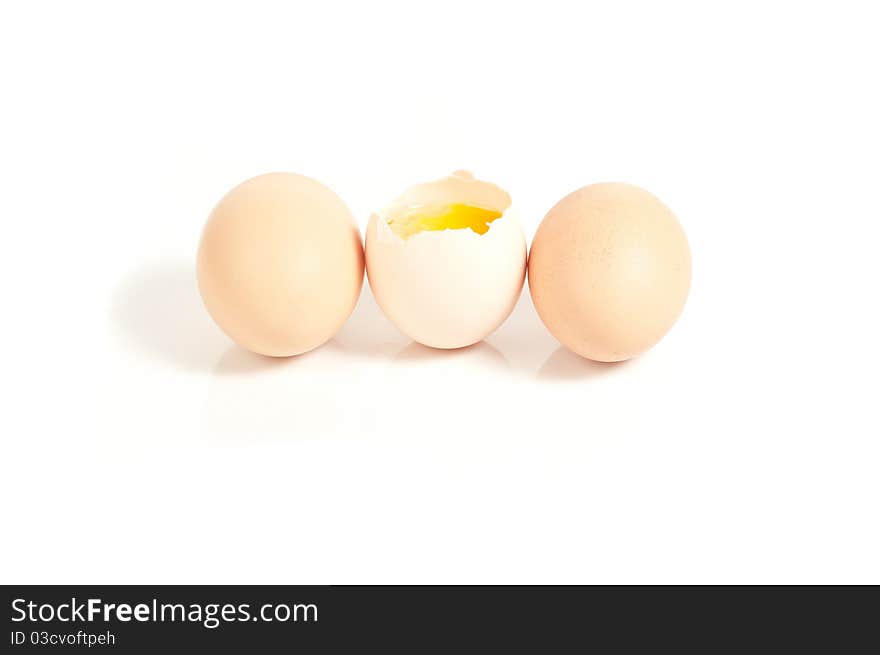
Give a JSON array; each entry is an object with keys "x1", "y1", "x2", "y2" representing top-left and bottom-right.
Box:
[{"x1": 1, "y1": 586, "x2": 876, "y2": 651}]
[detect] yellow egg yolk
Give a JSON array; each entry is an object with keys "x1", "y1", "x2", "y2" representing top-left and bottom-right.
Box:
[{"x1": 388, "y1": 203, "x2": 502, "y2": 239}]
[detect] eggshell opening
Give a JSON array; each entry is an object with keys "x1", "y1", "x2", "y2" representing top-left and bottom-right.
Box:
[{"x1": 375, "y1": 170, "x2": 513, "y2": 242}]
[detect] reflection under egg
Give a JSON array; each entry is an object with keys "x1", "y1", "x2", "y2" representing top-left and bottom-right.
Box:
[{"x1": 202, "y1": 344, "x2": 366, "y2": 444}]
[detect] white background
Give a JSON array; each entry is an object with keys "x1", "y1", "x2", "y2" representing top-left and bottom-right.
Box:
[{"x1": 2, "y1": 1, "x2": 878, "y2": 584}]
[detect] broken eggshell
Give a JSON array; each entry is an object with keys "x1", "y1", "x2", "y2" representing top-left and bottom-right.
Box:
[{"x1": 365, "y1": 171, "x2": 527, "y2": 349}]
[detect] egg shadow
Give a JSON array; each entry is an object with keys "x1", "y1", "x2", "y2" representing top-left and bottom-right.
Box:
[
  {"x1": 491, "y1": 287, "x2": 549, "y2": 348},
  {"x1": 538, "y1": 346, "x2": 630, "y2": 381},
  {"x1": 394, "y1": 340, "x2": 509, "y2": 369},
  {"x1": 211, "y1": 344, "x2": 301, "y2": 376},
  {"x1": 203, "y1": 345, "x2": 343, "y2": 445},
  {"x1": 112, "y1": 260, "x2": 367, "y2": 376},
  {"x1": 110, "y1": 260, "x2": 231, "y2": 374},
  {"x1": 332, "y1": 283, "x2": 409, "y2": 359},
  {"x1": 486, "y1": 284, "x2": 561, "y2": 371}
]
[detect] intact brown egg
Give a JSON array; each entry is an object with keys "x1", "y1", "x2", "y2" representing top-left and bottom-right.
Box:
[
  {"x1": 197, "y1": 173, "x2": 364, "y2": 357},
  {"x1": 528, "y1": 183, "x2": 691, "y2": 362}
]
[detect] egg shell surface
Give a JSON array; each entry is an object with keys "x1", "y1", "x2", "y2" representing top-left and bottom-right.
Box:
[
  {"x1": 197, "y1": 172, "x2": 364, "y2": 357},
  {"x1": 528, "y1": 183, "x2": 691, "y2": 362}
]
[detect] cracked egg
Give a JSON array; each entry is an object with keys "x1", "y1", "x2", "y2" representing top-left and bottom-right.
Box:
[{"x1": 365, "y1": 171, "x2": 527, "y2": 349}]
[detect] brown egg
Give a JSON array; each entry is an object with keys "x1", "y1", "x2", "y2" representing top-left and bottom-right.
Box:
[
  {"x1": 197, "y1": 173, "x2": 364, "y2": 357},
  {"x1": 528, "y1": 183, "x2": 691, "y2": 362}
]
